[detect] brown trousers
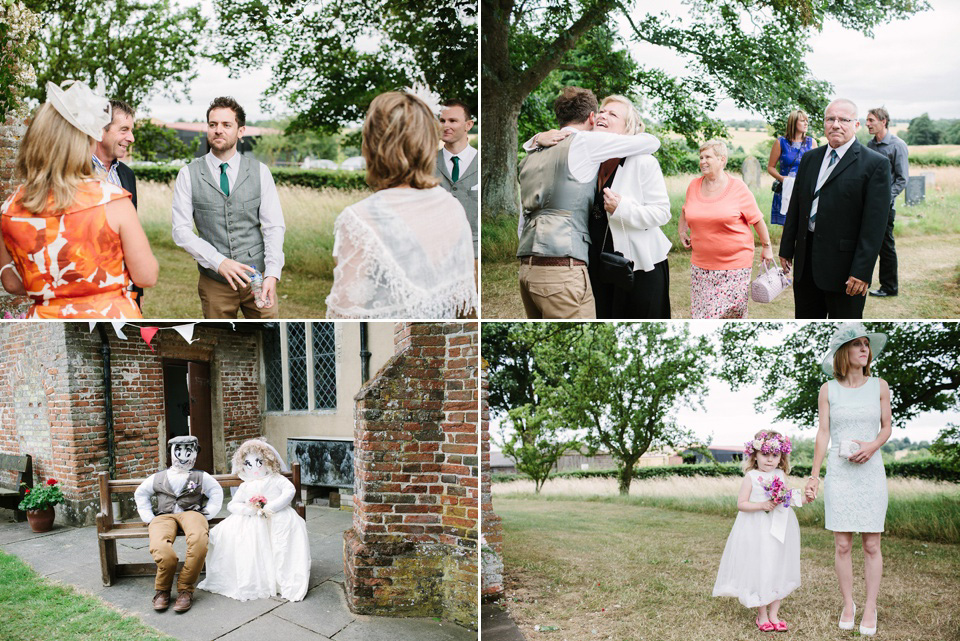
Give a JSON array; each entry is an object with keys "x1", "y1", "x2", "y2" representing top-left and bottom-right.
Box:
[
  {"x1": 148, "y1": 511, "x2": 209, "y2": 593},
  {"x1": 518, "y1": 262, "x2": 597, "y2": 319},
  {"x1": 198, "y1": 273, "x2": 280, "y2": 319}
]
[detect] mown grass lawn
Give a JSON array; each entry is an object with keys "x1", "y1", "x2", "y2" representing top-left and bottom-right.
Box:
[
  {"x1": 481, "y1": 165, "x2": 960, "y2": 319},
  {"x1": 136, "y1": 182, "x2": 371, "y2": 319},
  {"x1": 0, "y1": 550, "x2": 176, "y2": 641},
  {"x1": 494, "y1": 494, "x2": 960, "y2": 641}
]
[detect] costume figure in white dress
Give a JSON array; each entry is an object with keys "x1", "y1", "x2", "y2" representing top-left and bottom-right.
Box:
[
  {"x1": 198, "y1": 440, "x2": 310, "y2": 602},
  {"x1": 714, "y1": 430, "x2": 807, "y2": 633}
]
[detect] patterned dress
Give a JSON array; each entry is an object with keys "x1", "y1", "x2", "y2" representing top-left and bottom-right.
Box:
[
  {"x1": 770, "y1": 136, "x2": 814, "y2": 225},
  {"x1": 1, "y1": 179, "x2": 142, "y2": 318}
]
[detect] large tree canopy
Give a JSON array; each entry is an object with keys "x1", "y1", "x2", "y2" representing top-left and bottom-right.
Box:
[
  {"x1": 212, "y1": 0, "x2": 477, "y2": 134},
  {"x1": 481, "y1": 0, "x2": 928, "y2": 217},
  {"x1": 715, "y1": 322, "x2": 960, "y2": 429},
  {"x1": 23, "y1": 0, "x2": 207, "y2": 108}
]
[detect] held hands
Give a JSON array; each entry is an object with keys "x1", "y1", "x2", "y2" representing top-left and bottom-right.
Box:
[
  {"x1": 602, "y1": 188, "x2": 622, "y2": 214},
  {"x1": 534, "y1": 129, "x2": 571, "y2": 148},
  {"x1": 218, "y1": 258, "x2": 255, "y2": 291},
  {"x1": 845, "y1": 276, "x2": 868, "y2": 297},
  {"x1": 804, "y1": 477, "x2": 819, "y2": 502}
]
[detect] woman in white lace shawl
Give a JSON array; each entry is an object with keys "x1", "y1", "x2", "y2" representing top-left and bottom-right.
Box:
[{"x1": 326, "y1": 91, "x2": 477, "y2": 318}]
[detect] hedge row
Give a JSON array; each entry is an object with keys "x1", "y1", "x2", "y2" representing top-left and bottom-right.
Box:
[
  {"x1": 493, "y1": 458, "x2": 960, "y2": 484},
  {"x1": 907, "y1": 153, "x2": 960, "y2": 167},
  {"x1": 131, "y1": 164, "x2": 370, "y2": 190},
  {"x1": 672, "y1": 152, "x2": 767, "y2": 175}
]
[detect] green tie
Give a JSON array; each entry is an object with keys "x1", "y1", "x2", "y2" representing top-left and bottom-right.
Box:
[
  {"x1": 451, "y1": 156, "x2": 460, "y2": 183},
  {"x1": 220, "y1": 162, "x2": 230, "y2": 196}
]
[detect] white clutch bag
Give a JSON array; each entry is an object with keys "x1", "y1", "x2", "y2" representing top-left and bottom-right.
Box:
[
  {"x1": 839, "y1": 440, "x2": 861, "y2": 459},
  {"x1": 750, "y1": 260, "x2": 791, "y2": 303}
]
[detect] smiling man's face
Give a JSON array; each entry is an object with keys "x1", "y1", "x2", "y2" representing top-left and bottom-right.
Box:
[{"x1": 96, "y1": 113, "x2": 134, "y2": 163}]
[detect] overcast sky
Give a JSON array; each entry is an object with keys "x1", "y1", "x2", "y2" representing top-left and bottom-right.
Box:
[
  {"x1": 618, "y1": 0, "x2": 960, "y2": 122},
  {"x1": 490, "y1": 321, "x2": 955, "y2": 452}
]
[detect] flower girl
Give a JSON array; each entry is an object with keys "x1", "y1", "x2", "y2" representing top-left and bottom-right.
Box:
[
  {"x1": 198, "y1": 439, "x2": 311, "y2": 601},
  {"x1": 713, "y1": 430, "x2": 809, "y2": 632}
]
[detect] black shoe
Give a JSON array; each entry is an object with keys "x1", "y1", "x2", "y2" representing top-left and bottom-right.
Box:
[{"x1": 869, "y1": 289, "x2": 897, "y2": 297}]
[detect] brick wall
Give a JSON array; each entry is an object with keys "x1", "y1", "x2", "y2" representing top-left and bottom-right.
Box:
[
  {"x1": 480, "y1": 363, "x2": 504, "y2": 599},
  {"x1": 344, "y1": 322, "x2": 478, "y2": 629},
  {"x1": 0, "y1": 323, "x2": 263, "y2": 525}
]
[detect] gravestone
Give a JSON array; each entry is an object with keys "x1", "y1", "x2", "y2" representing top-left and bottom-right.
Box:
[
  {"x1": 920, "y1": 171, "x2": 935, "y2": 189},
  {"x1": 740, "y1": 155, "x2": 763, "y2": 191},
  {"x1": 905, "y1": 175, "x2": 926, "y2": 206}
]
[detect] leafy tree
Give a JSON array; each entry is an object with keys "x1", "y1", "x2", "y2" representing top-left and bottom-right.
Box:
[
  {"x1": 931, "y1": 424, "x2": 960, "y2": 469},
  {"x1": 24, "y1": 0, "x2": 207, "y2": 108},
  {"x1": 0, "y1": 3, "x2": 40, "y2": 122},
  {"x1": 715, "y1": 322, "x2": 960, "y2": 430},
  {"x1": 904, "y1": 113, "x2": 941, "y2": 146},
  {"x1": 130, "y1": 119, "x2": 192, "y2": 162},
  {"x1": 252, "y1": 131, "x2": 340, "y2": 166},
  {"x1": 941, "y1": 120, "x2": 960, "y2": 145},
  {"x1": 536, "y1": 323, "x2": 713, "y2": 495},
  {"x1": 481, "y1": 0, "x2": 928, "y2": 217},
  {"x1": 211, "y1": 0, "x2": 477, "y2": 135}
]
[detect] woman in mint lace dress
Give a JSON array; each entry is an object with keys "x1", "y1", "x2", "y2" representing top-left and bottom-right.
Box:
[
  {"x1": 805, "y1": 324, "x2": 892, "y2": 637},
  {"x1": 766, "y1": 110, "x2": 814, "y2": 225}
]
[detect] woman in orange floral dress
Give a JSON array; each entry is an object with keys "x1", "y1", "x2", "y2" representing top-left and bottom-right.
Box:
[{"x1": 0, "y1": 81, "x2": 157, "y2": 318}]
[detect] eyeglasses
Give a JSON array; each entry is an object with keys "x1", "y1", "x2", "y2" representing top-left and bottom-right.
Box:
[{"x1": 825, "y1": 117, "x2": 854, "y2": 125}]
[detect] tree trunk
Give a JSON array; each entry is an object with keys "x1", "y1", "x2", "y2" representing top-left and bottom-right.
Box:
[
  {"x1": 480, "y1": 89, "x2": 523, "y2": 218},
  {"x1": 617, "y1": 463, "x2": 636, "y2": 496}
]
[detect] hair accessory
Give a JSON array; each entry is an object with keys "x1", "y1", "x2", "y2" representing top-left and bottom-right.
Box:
[
  {"x1": 45, "y1": 80, "x2": 112, "y2": 141},
  {"x1": 744, "y1": 432, "x2": 792, "y2": 457},
  {"x1": 819, "y1": 322, "x2": 887, "y2": 376},
  {"x1": 402, "y1": 82, "x2": 443, "y2": 116}
]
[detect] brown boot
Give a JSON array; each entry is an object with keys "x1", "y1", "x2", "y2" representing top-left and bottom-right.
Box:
[
  {"x1": 153, "y1": 590, "x2": 171, "y2": 611},
  {"x1": 173, "y1": 591, "x2": 194, "y2": 613}
]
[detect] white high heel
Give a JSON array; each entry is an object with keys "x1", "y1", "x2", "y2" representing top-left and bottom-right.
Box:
[
  {"x1": 859, "y1": 610, "x2": 877, "y2": 637},
  {"x1": 838, "y1": 603, "x2": 856, "y2": 630}
]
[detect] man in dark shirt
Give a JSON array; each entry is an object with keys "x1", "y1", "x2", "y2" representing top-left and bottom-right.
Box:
[{"x1": 865, "y1": 107, "x2": 909, "y2": 298}]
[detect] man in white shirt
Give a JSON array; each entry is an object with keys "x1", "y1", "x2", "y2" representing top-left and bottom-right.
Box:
[
  {"x1": 436, "y1": 100, "x2": 478, "y2": 269},
  {"x1": 134, "y1": 436, "x2": 223, "y2": 613},
  {"x1": 172, "y1": 97, "x2": 286, "y2": 318}
]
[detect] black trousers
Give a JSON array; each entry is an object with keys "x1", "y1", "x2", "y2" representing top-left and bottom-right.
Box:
[
  {"x1": 590, "y1": 258, "x2": 671, "y2": 319},
  {"x1": 793, "y1": 231, "x2": 866, "y2": 319},
  {"x1": 877, "y1": 206, "x2": 898, "y2": 293}
]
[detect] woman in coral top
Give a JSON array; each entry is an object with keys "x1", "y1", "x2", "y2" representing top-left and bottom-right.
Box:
[
  {"x1": 678, "y1": 140, "x2": 773, "y2": 318},
  {"x1": 0, "y1": 80, "x2": 157, "y2": 318}
]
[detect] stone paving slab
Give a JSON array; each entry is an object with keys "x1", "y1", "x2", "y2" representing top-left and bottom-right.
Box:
[
  {"x1": 334, "y1": 615, "x2": 477, "y2": 641},
  {"x1": 217, "y1": 612, "x2": 333, "y2": 641},
  {"x1": 272, "y1": 581, "x2": 356, "y2": 638}
]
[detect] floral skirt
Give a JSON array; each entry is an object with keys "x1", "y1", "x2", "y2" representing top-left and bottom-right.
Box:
[{"x1": 690, "y1": 265, "x2": 751, "y2": 319}]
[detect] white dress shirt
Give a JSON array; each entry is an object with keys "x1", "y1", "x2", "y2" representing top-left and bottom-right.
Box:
[
  {"x1": 441, "y1": 144, "x2": 477, "y2": 178},
  {"x1": 134, "y1": 467, "x2": 224, "y2": 524},
  {"x1": 808, "y1": 136, "x2": 856, "y2": 232},
  {"x1": 606, "y1": 155, "x2": 672, "y2": 272},
  {"x1": 518, "y1": 128, "x2": 661, "y2": 237},
  {"x1": 172, "y1": 150, "x2": 286, "y2": 280}
]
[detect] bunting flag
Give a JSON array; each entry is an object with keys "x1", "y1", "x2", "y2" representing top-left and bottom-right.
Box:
[
  {"x1": 172, "y1": 324, "x2": 196, "y2": 344},
  {"x1": 140, "y1": 326, "x2": 160, "y2": 352},
  {"x1": 110, "y1": 321, "x2": 127, "y2": 340}
]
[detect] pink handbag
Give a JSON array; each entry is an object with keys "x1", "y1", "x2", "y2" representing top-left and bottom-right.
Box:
[{"x1": 751, "y1": 260, "x2": 791, "y2": 303}]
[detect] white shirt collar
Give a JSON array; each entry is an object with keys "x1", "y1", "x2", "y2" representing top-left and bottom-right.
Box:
[
  {"x1": 827, "y1": 135, "x2": 857, "y2": 159},
  {"x1": 442, "y1": 144, "x2": 477, "y2": 163},
  {"x1": 206, "y1": 149, "x2": 240, "y2": 171}
]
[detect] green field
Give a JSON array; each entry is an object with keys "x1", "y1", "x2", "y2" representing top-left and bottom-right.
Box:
[
  {"x1": 493, "y1": 476, "x2": 960, "y2": 640},
  {"x1": 481, "y1": 165, "x2": 960, "y2": 319},
  {"x1": 136, "y1": 182, "x2": 371, "y2": 318}
]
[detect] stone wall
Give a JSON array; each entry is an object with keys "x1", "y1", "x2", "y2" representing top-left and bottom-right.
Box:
[
  {"x1": 0, "y1": 323, "x2": 263, "y2": 525},
  {"x1": 343, "y1": 322, "x2": 478, "y2": 629}
]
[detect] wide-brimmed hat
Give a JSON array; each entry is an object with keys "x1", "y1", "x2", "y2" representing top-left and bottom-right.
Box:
[
  {"x1": 820, "y1": 322, "x2": 887, "y2": 376},
  {"x1": 45, "y1": 80, "x2": 111, "y2": 141}
]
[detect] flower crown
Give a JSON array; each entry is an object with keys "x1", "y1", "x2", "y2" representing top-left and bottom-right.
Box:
[{"x1": 744, "y1": 432, "x2": 792, "y2": 457}]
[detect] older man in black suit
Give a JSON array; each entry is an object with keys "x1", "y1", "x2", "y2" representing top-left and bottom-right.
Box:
[{"x1": 779, "y1": 99, "x2": 891, "y2": 319}]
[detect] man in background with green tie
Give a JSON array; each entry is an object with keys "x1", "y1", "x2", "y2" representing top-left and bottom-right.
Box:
[
  {"x1": 172, "y1": 97, "x2": 285, "y2": 318},
  {"x1": 436, "y1": 100, "x2": 478, "y2": 278}
]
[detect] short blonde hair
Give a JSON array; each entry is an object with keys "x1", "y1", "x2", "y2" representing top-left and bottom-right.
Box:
[
  {"x1": 362, "y1": 91, "x2": 440, "y2": 191},
  {"x1": 16, "y1": 103, "x2": 96, "y2": 214},
  {"x1": 698, "y1": 139, "x2": 728, "y2": 163},
  {"x1": 599, "y1": 95, "x2": 644, "y2": 135}
]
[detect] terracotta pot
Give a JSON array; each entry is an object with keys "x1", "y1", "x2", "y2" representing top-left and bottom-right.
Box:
[{"x1": 26, "y1": 507, "x2": 55, "y2": 533}]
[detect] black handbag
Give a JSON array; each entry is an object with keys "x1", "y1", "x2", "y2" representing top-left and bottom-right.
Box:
[
  {"x1": 596, "y1": 217, "x2": 634, "y2": 290},
  {"x1": 772, "y1": 180, "x2": 783, "y2": 193}
]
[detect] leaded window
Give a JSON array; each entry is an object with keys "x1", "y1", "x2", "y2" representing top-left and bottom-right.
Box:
[{"x1": 262, "y1": 322, "x2": 337, "y2": 412}]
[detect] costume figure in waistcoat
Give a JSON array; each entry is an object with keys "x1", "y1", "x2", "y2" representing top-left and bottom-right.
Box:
[
  {"x1": 134, "y1": 436, "x2": 224, "y2": 613},
  {"x1": 171, "y1": 97, "x2": 286, "y2": 319}
]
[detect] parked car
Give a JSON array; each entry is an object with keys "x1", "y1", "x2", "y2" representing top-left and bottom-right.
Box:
[{"x1": 340, "y1": 156, "x2": 366, "y2": 171}]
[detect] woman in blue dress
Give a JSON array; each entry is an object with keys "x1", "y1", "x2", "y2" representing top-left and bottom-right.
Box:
[{"x1": 767, "y1": 110, "x2": 814, "y2": 225}]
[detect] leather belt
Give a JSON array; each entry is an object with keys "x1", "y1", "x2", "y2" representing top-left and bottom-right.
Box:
[{"x1": 519, "y1": 256, "x2": 586, "y2": 267}]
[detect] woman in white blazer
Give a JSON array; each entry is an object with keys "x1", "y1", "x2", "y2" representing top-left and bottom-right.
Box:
[{"x1": 587, "y1": 95, "x2": 672, "y2": 318}]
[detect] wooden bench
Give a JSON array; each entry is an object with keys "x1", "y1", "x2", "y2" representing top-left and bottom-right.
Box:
[
  {"x1": 0, "y1": 453, "x2": 33, "y2": 522},
  {"x1": 96, "y1": 463, "x2": 305, "y2": 587}
]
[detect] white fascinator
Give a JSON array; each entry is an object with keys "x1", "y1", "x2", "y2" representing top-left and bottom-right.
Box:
[
  {"x1": 45, "y1": 80, "x2": 112, "y2": 142},
  {"x1": 402, "y1": 81, "x2": 443, "y2": 116}
]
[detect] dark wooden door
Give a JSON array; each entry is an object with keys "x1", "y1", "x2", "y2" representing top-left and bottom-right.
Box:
[{"x1": 188, "y1": 361, "x2": 214, "y2": 473}]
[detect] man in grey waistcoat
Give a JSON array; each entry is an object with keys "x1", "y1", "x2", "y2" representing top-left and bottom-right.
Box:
[
  {"x1": 865, "y1": 106, "x2": 909, "y2": 298},
  {"x1": 134, "y1": 436, "x2": 223, "y2": 613},
  {"x1": 436, "y1": 100, "x2": 478, "y2": 276},
  {"x1": 172, "y1": 97, "x2": 286, "y2": 318},
  {"x1": 516, "y1": 86, "x2": 660, "y2": 318}
]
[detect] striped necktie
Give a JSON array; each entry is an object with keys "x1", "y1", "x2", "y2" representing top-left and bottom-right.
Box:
[{"x1": 809, "y1": 149, "x2": 839, "y2": 226}]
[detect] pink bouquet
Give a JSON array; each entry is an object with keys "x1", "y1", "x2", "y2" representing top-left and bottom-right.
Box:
[
  {"x1": 759, "y1": 476, "x2": 795, "y2": 508},
  {"x1": 249, "y1": 495, "x2": 267, "y2": 509}
]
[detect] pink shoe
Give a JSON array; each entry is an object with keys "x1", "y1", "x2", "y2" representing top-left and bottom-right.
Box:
[
  {"x1": 755, "y1": 618, "x2": 775, "y2": 632},
  {"x1": 774, "y1": 620, "x2": 788, "y2": 632}
]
